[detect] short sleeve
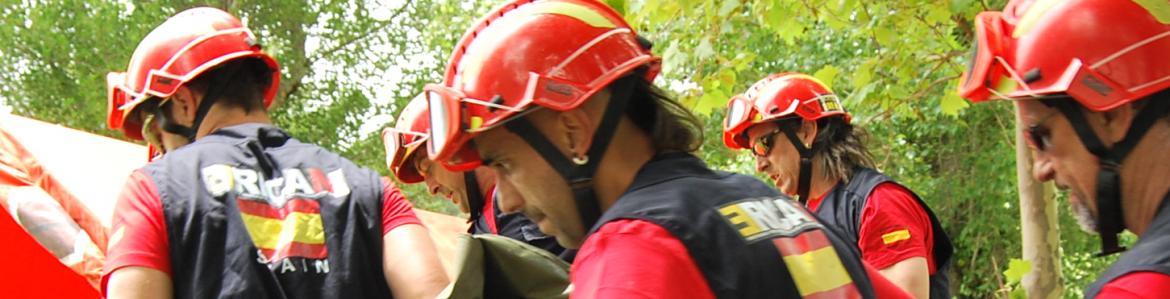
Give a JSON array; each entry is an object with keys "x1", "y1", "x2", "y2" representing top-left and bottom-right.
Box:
[
  {"x1": 102, "y1": 170, "x2": 170, "y2": 295},
  {"x1": 857, "y1": 183, "x2": 936, "y2": 272},
  {"x1": 382, "y1": 178, "x2": 422, "y2": 234}
]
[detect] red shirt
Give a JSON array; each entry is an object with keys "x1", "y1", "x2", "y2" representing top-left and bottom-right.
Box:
[
  {"x1": 1095, "y1": 271, "x2": 1170, "y2": 298},
  {"x1": 101, "y1": 171, "x2": 420, "y2": 295},
  {"x1": 808, "y1": 182, "x2": 937, "y2": 272},
  {"x1": 570, "y1": 219, "x2": 911, "y2": 298}
]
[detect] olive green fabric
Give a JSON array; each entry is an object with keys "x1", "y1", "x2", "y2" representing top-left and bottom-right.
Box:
[{"x1": 438, "y1": 234, "x2": 571, "y2": 299}]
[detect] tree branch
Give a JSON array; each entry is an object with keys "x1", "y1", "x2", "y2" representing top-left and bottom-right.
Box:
[
  {"x1": 307, "y1": 0, "x2": 413, "y2": 64},
  {"x1": 908, "y1": 74, "x2": 960, "y2": 101}
]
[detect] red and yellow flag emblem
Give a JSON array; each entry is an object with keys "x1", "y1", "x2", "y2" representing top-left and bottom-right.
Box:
[
  {"x1": 774, "y1": 231, "x2": 861, "y2": 298},
  {"x1": 237, "y1": 198, "x2": 327, "y2": 261}
]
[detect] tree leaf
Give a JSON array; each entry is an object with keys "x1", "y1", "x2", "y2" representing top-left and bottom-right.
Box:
[
  {"x1": 852, "y1": 58, "x2": 879, "y2": 87},
  {"x1": 719, "y1": 69, "x2": 737, "y2": 89},
  {"x1": 718, "y1": 0, "x2": 740, "y2": 17},
  {"x1": 662, "y1": 40, "x2": 684, "y2": 74},
  {"x1": 605, "y1": 0, "x2": 628, "y2": 15},
  {"x1": 874, "y1": 26, "x2": 896, "y2": 46},
  {"x1": 695, "y1": 38, "x2": 716, "y2": 60},
  {"x1": 940, "y1": 88, "x2": 970, "y2": 116},
  {"x1": 813, "y1": 65, "x2": 841, "y2": 89},
  {"x1": 926, "y1": 4, "x2": 952, "y2": 26},
  {"x1": 695, "y1": 87, "x2": 728, "y2": 115},
  {"x1": 1004, "y1": 258, "x2": 1032, "y2": 284}
]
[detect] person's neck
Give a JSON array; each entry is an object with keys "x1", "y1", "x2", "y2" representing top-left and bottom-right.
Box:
[
  {"x1": 593, "y1": 120, "x2": 655, "y2": 213},
  {"x1": 805, "y1": 157, "x2": 839, "y2": 202},
  {"x1": 473, "y1": 167, "x2": 496, "y2": 199},
  {"x1": 1122, "y1": 124, "x2": 1170, "y2": 235},
  {"x1": 194, "y1": 103, "x2": 272, "y2": 139}
]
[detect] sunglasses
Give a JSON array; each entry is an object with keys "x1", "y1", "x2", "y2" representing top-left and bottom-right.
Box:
[{"x1": 751, "y1": 128, "x2": 783, "y2": 157}]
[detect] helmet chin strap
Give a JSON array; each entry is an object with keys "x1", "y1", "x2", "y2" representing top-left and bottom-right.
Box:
[
  {"x1": 1047, "y1": 89, "x2": 1170, "y2": 256},
  {"x1": 463, "y1": 171, "x2": 486, "y2": 223},
  {"x1": 503, "y1": 76, "x2": 636, "y2": 236},
  {"x1": 780, "y1": 123, "x2": 815, "y2": 204}
]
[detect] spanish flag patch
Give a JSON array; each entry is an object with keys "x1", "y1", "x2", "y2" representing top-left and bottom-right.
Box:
[
  {"x1": 238, "y1": 198, "x2": 328, "y2": 262},
  {"x1": 881, "y1": 229, "x2": 911, "y2": 245}
]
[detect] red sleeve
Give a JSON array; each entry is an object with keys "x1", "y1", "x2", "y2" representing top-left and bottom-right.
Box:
[
  {"x1": 382, "y1": 177, "x2": 421, "y2": 235},
  {"x1": 1095, "y1": 271, "x2": 1170, "y2": 298},
  {"x1": 864, "y1": 261, "x2": 913, "y2": 298},
  {"x1": 569, "y1": 219, "x2": 715, "y2": 299},
  {"x1": 857, "y1": 182, "x2": 936, "y2": 272},
  {"x1": 101, "y1": 170, "x2": 170, "y2": 295}
]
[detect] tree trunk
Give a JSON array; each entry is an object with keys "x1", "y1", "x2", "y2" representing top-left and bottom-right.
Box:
[{"x1": 1016, "y1": 105, "x2": 1063, "y2": 299}]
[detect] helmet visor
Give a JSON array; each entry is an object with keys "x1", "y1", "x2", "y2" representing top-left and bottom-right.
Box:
[
  {"x1": 424, "y1": 85, "x2": 483, "y2": 172},
  {"x1": 383, "y1": 127, "x2": 428, "y2": 169},
  {"x1": 959, "y1": 12, "x2": 1016, "y2": 101},
  {"x1": 724, "y1": 95, "x2": 752, "y2": 132}
]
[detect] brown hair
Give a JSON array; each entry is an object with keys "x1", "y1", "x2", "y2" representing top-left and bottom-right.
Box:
[
  {"x1": 775, "y1": 116, "x2": 876, "y2": 183},
  {"x1": 185, "y1": 57, "x2": 274, "y2": 113},
  {"x1": 619, "y1": 66, "x2": 704, "y2": 153}
]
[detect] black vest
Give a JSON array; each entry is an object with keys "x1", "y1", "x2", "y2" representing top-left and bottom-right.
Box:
[
  {"x1": 1085, "y1": 193, "x2": 1170, "y2": 298},
  {"x1": 144, "y1": 124, "x2": 392, "y2": 299},
  {"x1": 815, "y1": 167, "x2": 954, "y2": 299},
  {"x1": 590, "y1": 153, "x2": 876, "y2": 298},
  {"x1": 471, "y1": 193, "x2": 571, "y2": 261}
]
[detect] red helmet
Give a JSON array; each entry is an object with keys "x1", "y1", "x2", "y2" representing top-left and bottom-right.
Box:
[
  {"x1": 425, "y1": 0, "x2": 660, "y2": 170},
  {"x1": 722, "y1": 73, "x2": 849, "y2": 150},
  {"x1": 383, "y1": 94, "x2": 429, "y2": 183},
  {"x1": 106, "y1": 7, "x2": 281, "y2": 140},
  {"x1": 958, "y1": 0, "x2": 1170, "y2": 111}
]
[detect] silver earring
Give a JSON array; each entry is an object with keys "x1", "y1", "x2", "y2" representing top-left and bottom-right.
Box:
[{"x1": 572, "y1": 155, "x2": 589, "y2": 165}]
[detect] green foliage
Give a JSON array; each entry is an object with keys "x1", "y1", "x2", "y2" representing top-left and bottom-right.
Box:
[
  {"x1": 0, "y1": 0, "x2": 469, "y2": 215},
  {"x1": 1003, "y1": 258, "x2": 1031, "y2": 299},
  {"x1": 626, "y1": 0, "x2": 1108, "y2": 297},
  {"x1": 1005, "y1": 258, "x2": 1031, "y2": 285}
]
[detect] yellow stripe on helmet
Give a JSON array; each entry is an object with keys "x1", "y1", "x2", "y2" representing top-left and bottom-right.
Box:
[
  {"x1": 1012, "y1": 0, "x2": 1063, "y2": 38},
  {"x1": 511, "y1": 1, "x2": 618, "y2": 29}
]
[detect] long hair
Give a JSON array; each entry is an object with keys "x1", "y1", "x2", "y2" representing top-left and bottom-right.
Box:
[
  {"x1": 617, "y1": 66, "x2": 704, "y2": 153},
  {"x1": 775, "y1": 116, "x2": 875, "y2": 183}
]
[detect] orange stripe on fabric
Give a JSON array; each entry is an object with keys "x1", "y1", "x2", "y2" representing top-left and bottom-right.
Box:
[
  {"x1": 260, "y1": 242, "x2": 329, "y2": 261},
  {"x1": 771, "y1": 229, "x2": 831, "y2": 254},
  {"x1": 237, "y1": 198, "x2": 320, "y2": 219}
]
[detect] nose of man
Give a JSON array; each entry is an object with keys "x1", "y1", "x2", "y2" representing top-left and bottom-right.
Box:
[{"x1": 1031, "y1": 155, "x2": 1055, "y2": 182}]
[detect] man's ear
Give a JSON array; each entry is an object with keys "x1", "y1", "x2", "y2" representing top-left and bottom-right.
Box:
[
  {"x1": 798, "y1": 119, "x2": 818, "y2": 148},
  {"x1": 169, "y1": 86, "x2": 201, "y2": 124},
  {"x1": 1098, "y1": 103, "x2": 1137, "y2": 144},
  {"x1": 558, "y1": 109, "x2": 595, "y2": 159}
]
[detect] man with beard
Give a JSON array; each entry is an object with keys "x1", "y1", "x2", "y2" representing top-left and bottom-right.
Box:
[{"x1": 959, "y1": 0, "x2": 1170, "y2": 297}]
